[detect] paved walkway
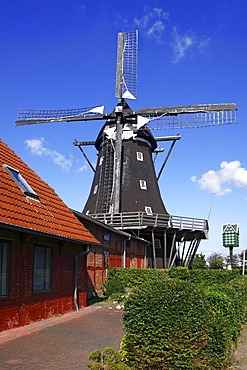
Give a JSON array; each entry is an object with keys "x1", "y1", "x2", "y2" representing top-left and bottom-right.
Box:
[
  {"x1": 0, "y1": 306, "x2": 124, "y2": 370},
  {"x1": 1, "y1": 305, "x2": 247, "y2": 369},
  {"x1": 229, "y1": 323, "x2": 247, "y2": 370}
]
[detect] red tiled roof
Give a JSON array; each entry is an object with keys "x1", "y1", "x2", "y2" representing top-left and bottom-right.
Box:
[{"x1": 0, "y1": 139, "x2": 100, "y2": 245}]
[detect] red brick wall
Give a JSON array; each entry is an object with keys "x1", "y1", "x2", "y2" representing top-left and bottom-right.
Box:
[
  {"x1": 80, "y1": 219, "x2": 146, "y2": 298},
  {"x1": 0, "y1": 229, "x2": 87, "y2": 332}
]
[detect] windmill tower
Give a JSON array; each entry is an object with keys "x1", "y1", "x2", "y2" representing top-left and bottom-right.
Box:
[{"x1": 16, "y1": 30, "x2": 237, "y2": 269}]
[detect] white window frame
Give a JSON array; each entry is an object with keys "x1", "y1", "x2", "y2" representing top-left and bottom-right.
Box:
[
  {"x1": 139, "y1": 180, "x2": 147, "y2": 190},
  {"x1": 3, "y1": 164, "x2": 39, "y2": 200},
  {"x1": 136, "y1": 152, "x2": 143, "y2": 161},
  {"x1": 145, "y1": 206, "x2": 153, "y2": 215}
]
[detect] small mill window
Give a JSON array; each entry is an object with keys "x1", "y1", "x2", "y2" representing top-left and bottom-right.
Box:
[
  {"x1": 136, "y1": 152, "x2": 143, "y2": 161},
  {"x1": 145, "y1": 206, "x2": 153, "y2": 215},
  {"x1": 140, "y1": 180, "x2": 147, "y2": 190},
  {"x1": 93, "y1": 185, "x2": 98, "y2": 194}
]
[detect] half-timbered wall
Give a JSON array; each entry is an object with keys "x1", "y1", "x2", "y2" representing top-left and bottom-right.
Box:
[{"x1": 79, "y1": 217, "x2": 146, "y2": 297}]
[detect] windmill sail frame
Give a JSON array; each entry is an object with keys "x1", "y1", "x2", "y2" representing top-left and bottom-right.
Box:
[{"x1": 115, "y1": 30, "x2": 138, "y2": 100}]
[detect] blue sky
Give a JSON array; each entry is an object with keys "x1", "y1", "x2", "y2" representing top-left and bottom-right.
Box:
[{"x1": 1, "y1": 0, "x2": 247, "y2": 259}]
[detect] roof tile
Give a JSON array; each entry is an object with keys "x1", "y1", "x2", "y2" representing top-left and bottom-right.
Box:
[{"x1": 0, "y1": 139, "x2": 99, "y2": 245}]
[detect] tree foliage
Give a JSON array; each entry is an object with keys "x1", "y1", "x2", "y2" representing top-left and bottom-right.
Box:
[
  {"x1": 207, "y1": 252, "x2": 225, "y2": 269},
  {"x1": 191, "y1": 253, "x2": 207, "y2": 269},
  {"x1": 225, "y1": 254, "x2": 240, "y2": 269}
]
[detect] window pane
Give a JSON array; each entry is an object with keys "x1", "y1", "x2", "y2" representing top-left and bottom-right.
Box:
[
  {"x1": 3, "y1": 164, "x2": 39, "y2": 200},
  {"x1": 34, "y1": 247, "x2": 51, "y2": 291},
  {"x1": 0, "y1": 243, "x2": 8, "y2": 295}
]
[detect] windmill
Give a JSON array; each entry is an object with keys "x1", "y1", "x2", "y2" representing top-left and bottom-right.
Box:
[{"x1": 16, "y1": 30, "x2": 237, "y2": 269}]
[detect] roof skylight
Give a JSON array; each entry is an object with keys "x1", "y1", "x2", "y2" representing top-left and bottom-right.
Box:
[{"x1": 3, "y1": 164, "x2": 39, "y2": 200}]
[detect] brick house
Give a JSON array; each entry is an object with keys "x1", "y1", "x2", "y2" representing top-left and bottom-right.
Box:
[
  {"x1": 72, "y1": 211, "x2": 149, "y2": 298},
  {"x1": 0, "y1": 139, "x2": 100, "y2": 331}
]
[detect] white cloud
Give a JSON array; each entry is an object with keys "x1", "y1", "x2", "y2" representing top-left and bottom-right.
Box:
[
  {"x1": 25, "y1": 137, "x2": 73, "y2": 171},
  {"x1": 77, "y1": 164, "x2": 88, "y2": 173},
  {"x1": 147, "y1": 21, "x2": 165, "y2": 43},
  {"x1": 134, "y1": 7, "x2": 169, "y2": 44},
  {"x1": 191, "y1": 160, "x2": 247, "y2": 196},
  {"x1": 198, "y1": 37, "x2": 211, "y2": 53},
  {"x1": 133, "y1": 7, "x2": 210, "y2": 61},
  {"x1": 171, "y1": 27, "x2": 195, "y2": 62}
]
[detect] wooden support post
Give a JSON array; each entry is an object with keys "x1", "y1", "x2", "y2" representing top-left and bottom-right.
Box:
[
  {"x1": 163, "y1": 230, "x2": 167, "y2": 269},
  {"x1": 189, "y1": 240, "x2": 201, "y2": 267},
  {"x1": 181, "y1": 240, "x2": 186, "y2": 266},
  {"x1": 170, "y1": 243, "x2": 178, "y2": 269},
  {"x1": 184, "y1": 239, "x2": 196, "y2": 267},
  {"x1": 168, "y1": 232, "x2": 176, "y2": 269},
  {"x1": 152, "y1": 229, "x2": 157, "y2": 269}
]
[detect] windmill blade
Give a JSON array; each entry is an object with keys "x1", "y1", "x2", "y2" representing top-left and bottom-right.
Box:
[
  {"x1": 115, "y1": 30, "x2": 138, "y2": 100},
  {"x1": 16, "y1": 105, "x2": 107, "y2": 125},
  {"x1": 137, "y1": 103, "x2": 237, "y2": 129}
]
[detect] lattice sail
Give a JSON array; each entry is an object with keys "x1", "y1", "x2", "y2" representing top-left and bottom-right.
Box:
[
  {"x1": 16, "y1": 106, "x2": 105, "y2": 125},
  {"x1": 115, "y1": 30, "x2": 138, "y2": 100},
  {"x1": 147, "y1": 110, "x2": 237, "y2": 130},
  {"x1": 137, "y1": 103, "x2": 237, "y2": 130}
]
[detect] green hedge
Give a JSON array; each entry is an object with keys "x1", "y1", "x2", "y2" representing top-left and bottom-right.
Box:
[
  {"x1": 121, "y1": 279, "x2": 212, "y2": 369},
  {"x1": 102, "y1": 267, "x2": 168, "y2": 297},
  {"x1": 103, "y1": 267, "x2": 241, "y2": 296},
  {"x1": 102, "y1": 267, "x2": 247, "y2": 369},
  {"x1": 121, "y1": 277, "x2": 247, "y2": 369}
]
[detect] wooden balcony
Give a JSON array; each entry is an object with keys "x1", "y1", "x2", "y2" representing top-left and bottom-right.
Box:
[{"x1": 89, "y1": 211, "x2": 208, "y2": 236}]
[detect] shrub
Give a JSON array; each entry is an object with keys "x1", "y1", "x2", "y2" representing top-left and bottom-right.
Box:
[
  {"x1": 121, "y1": 279, "x2": 212, "y2": 369},
  {"x1": 201, "y1": 281, "x2": 247, "y2": 368},
  {"x1": 87, "y1": 348, "x2": 130, "y2": 369},
  {"x1": 102, "y1": 278, "x2": 125, "y2": 299},
  {"x1": 168, "y1": 266, "x2": 190, "y2": 280},
  {"x1": 102, "y1": 267, "x2": 168, "y2": 297},
  {"x1": 188, "y1": 269, "x2": 241, "y2": 286},
  {"x1": 100, "y1": 268, "x2": 247, "y2": 368}
]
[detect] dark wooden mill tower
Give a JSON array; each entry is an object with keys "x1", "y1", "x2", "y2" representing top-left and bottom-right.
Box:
[{"x1": 16, "y1": 30, "x2": 237, "y2": 268}]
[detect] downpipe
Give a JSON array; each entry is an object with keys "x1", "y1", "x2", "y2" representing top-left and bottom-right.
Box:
[{"x1": 123, "y1": 235, "x2": 131, "y2": 268}]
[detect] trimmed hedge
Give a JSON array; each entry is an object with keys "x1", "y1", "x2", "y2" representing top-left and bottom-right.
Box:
[
  {"x1": 103, "y1": 267, "x2": 241, "y2": 295},
  {"x1": 102, "y1": 267, "x2": 247, "y2": 369},
  {"x1": 121, "y1": 279, "x2": 212, "y2": 369},
  {"x1": 102, "y1": 267, "x2": 168, "y2": 297}
]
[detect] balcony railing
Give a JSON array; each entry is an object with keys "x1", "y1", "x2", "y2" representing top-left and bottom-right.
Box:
[{"x1": 89, "y1": 211, "x2": 208, "y2": 233}]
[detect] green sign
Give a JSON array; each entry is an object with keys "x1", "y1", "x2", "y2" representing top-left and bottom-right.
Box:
[{"x1": 222, "y1": 224, "x2": 239, "y2": 247}]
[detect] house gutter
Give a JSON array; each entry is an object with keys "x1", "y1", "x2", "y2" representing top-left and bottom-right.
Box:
[{"x1": 74, "y1": 245, "x2": 90, "y2": 311}]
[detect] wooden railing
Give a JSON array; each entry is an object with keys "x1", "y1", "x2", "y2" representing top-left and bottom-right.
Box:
[{"x1": 89, "y1": 211, "x2": 208, "y2": 233}]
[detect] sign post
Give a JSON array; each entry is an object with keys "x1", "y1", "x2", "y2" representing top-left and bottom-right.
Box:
[{"x1": 222, "y1": 224, "x2": 239, "y2": 270}]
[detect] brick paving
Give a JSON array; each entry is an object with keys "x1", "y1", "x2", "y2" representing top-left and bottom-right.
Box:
[{"x1": 0, "y1": 306, "x2": 124, "y2": 370}]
